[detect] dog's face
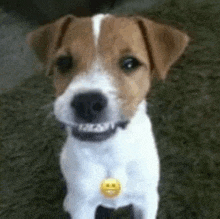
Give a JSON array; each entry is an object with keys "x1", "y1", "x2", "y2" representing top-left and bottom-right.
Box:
[{"x1": 27, "y1": 14, "x2": 189, "y2": 142}]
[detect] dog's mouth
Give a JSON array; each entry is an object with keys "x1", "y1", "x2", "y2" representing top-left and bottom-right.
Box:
[{"x1": 65, "y1": 121, "x2": 129, "y2": 142}]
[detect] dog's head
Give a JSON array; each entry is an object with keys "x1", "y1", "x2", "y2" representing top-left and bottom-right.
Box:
[{"x1": 27, "y1": 14, "x2": 189, "y2": 142}]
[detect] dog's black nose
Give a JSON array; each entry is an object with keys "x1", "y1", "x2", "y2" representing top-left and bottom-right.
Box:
[{"x1": 71, "y1": 92, "x2": 108, "y2": 123}]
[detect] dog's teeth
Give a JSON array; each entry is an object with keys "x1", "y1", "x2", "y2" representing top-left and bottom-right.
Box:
[
  {"x1": 76, "y1": 122, "x2": 116, "y2": 133},
  {"x1": 77, "y1": 124, "x2": 88, "y2": 132},
  {"x1": 110, "y1": 123, "x2": 115, "y2": 129},
  {"x1": 87, "y1": 124, "x2": 94, "y2": 132},
  {"x1": 85, "y1": 124, "x2": 95, "y2": 132},
  {"x1": 102, "y1": 123, "x2": 109, "y2": 130},
  {"x1": 93, "y1": 124, "x2": 105, "y2": 132},
  {"x1": 78, "y1": 124, "x2": 84, "y2": 131}
]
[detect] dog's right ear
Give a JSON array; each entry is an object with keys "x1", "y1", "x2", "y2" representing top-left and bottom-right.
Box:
[
  {"x1": 26, "y1": 15, "x2": 75, "y2": 75},
  {"x1": 135, "y1": 17, "x2": 190, "y2": 80}
]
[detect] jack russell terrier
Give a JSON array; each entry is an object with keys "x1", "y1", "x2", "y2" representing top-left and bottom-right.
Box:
[{"x1": 27, "y1": 14, "x2": 189, "y2": 219}]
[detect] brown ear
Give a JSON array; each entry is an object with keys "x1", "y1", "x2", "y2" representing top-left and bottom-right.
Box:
[
  {"x1": 136, "y1": 17, "x2": 190, "y2": 79},
  {"x1": 26, "y1": 15, "x2": 75, "y2": 75}
]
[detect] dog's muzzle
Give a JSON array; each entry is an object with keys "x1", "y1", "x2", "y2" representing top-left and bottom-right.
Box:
[{"x1": 61, "y1": 91, "x2": 129, "y2": 142}]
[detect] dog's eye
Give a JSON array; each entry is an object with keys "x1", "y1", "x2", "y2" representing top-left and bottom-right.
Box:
[
  {"x1": 120, "y1": 57, "x2": 141, "y2": 73},
  {"x1": 56, "y1": 56, "x2": 73, "y2": 73}
]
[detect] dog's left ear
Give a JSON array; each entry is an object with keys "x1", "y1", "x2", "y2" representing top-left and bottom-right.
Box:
[
  {"x1": 26, "y1": 15, "x2": 75, "y2": 76},
  {"x1": 135, "y1": 17, "x2": 190, "y2": 79}
]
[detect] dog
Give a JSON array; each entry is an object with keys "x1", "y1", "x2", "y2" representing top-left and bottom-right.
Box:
[{"x1": 27, "y1": 13, "x2": 189, "y2": 218}]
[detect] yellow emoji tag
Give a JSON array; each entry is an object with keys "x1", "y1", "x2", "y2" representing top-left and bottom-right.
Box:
[{"x1": 100, "y1": 178, "x2": 121, "y2": 198}]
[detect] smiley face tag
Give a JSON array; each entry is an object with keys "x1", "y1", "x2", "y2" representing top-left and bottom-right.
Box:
[{"x1": 100, "y1": 178, "x2": 122, "y2": 198}]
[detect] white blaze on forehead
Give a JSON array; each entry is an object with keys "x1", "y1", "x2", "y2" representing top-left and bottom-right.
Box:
[{"x1": 92, "y1": 14, "x2": 110, "y2": 47}]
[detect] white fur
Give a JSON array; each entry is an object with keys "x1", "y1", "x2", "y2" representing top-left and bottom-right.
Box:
[
  {"x1": 54, "y1": 61, "x2": 121, "y2": 125},
  {"x1": 92, "y1": 14, "x2": 109, "y2": 47},
  {"x1": 55, "y1": 16, "x2": 160, "y2": 219},
  {"x1": 57, "y1": 99, "x2": 160, "y2": 218}
]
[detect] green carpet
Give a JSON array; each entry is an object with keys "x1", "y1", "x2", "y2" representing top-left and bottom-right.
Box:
[{"x1": 1, "y1": 0, "x2": 220, "y2": 218}]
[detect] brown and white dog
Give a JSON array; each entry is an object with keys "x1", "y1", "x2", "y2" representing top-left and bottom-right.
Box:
[{"x1": 27, "y1": 14, "x2": 189, "y2": 219}]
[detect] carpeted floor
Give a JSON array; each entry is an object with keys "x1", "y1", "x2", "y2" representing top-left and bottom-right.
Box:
[{"x1": 1, "y1": 0, "x2": 220, "y2": 218}]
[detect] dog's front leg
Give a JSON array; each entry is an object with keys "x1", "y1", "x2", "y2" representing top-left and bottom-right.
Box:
[
  {"x1": 71, "y1": 205, "x2": 97, "y2": 219},
  {"x1": 133, "y1": 184, "x2": 159, "y2": 219},
  {"x1": 145, "y1": 184, "x2": 159, "y2": 219},
  {"x1": 64, "y1": 195, "x2": 97, "y2": 219}
]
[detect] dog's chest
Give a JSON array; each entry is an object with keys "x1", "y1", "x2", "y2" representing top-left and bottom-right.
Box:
[
  {"x1": 60, "y1": 133, "x2": 154, "y2": 198},
  {"x1": 60, "y1": 107, "x2": 159, "y2": 208}
]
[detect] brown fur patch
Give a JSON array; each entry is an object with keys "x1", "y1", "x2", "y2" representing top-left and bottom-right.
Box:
[
  {"x1": 52, "y1": 16, "x2": 152, "y2": 118},
  {"x1": 29, "y1": 14, "x2": 189, "y2": 119},
  {"x1": 97, "y1": 17, "x2": 151, "y2": 118},
  {"x1": 52, "y1": 18, "x2": 96, "y2": 96}
]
